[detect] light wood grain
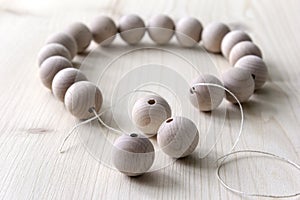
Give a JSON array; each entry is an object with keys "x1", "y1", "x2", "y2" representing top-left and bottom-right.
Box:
[{"x1": 0, "y1": 0, "x2": 300, "y2": 199}]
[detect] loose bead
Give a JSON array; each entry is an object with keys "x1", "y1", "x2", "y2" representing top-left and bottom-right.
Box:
[
  {"x1": 229, "y1": 41, "x2": 262, "y2": 65},
  {"x1": 132, "y1": 95, "x2": 171, "y2": 137},
  {"x1": 39, "y1": 56, "x2": 72, "y2": 89},
  {"x1": 189, "y1": 74, "x2": 224, "y2": 111},
  {"x1": 157, "y1": 116, "x2": 199, "y2": 158},
  {"x1": 90, "y1": 16, "x2": 117, "y2": 46},
  {"x1": 221, "y1": 30, "x2": 252, "y2": 59},
  {"x1": 175, "y1": 17, "x2": 203, "y2": 47},
  {"x1": 64, "y1": 81, "x2": 103, "y2": 119},
  {"x1": 46, "y1": 32, "x2": 78, "y2": 58},
  {"x1": 112, "y1": 133, "x2": 155, "y2": 176},
  {"x1": 52, "y1": 68, "x2": 87, "y2": 102},
  {"x1": 118, "y1": 14, "x2": 146, "y2": 45},
  {"x1": 202, "y1": 22, "x2": 230, "y2": 53},
  {"x1": 235, "y1": 55, "x2": 268, "y2": 90},
  {"x1": 222, "y1": 68, "x2": 255, "y2": 103},
  {"x1": 65, "y1": 22, "x2": 92, "y2": 53},
  {"x1": 147, "y1": 14, "x2": 175, "y2": 45},
  {"x1": 37, "y1": 43, "x2": 71, "y2": 66}
]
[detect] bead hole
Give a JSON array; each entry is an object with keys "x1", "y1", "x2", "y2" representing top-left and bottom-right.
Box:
[
  {"x1": 190, "y1": 87, "x2": 195, "y2": 94},
  {"x1": 251, "y1": 74, "x2": 256, "y2": 80},
  {"x1": 166, "y1": 118, "x2": 173, "y2": 123},
  {"x1": 148, "y1": 99, "x2": 155, "y2": 105},
  {"x1": 130, "y1": 133, "x2": 138, "y2": 137}
]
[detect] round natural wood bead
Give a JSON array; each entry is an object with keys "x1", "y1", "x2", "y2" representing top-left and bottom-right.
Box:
[
  {"x1": 39, "y1": 56, "x2": 73, "y2": 89},
  {"x1": 202, "y1": 22, "x2": 230, "y2": 53},
  {"x1": 147, "y1": 14, "x2": 175, "y2": 45},
  {"x1": 65, "y1": 22, "x2": 92, "y2": 53},
  {"x1": 189, "y1": 74, "x2": 224, "y2": 111},
  {"x1": 37, "y1": 43, "x2": 71, "y2": 66},
  {"x1": 118, "y1": 14, "x2": 146, "y2": 45},
  {"x1": 64, "y1": 81, "x2": 103, "y2": 119},
  {"x1": 221, "y1": 30, "x2": 252, "y2": 59},
  {"x1": 222, "y1": 68, "x2": 255, "y2": 103},
  {"x1": 46, "y1": 32, "x2": 78, "y2": 58},
  {"x1": 157, "y1": 116, "x2": 199, "y2": 158},
  {"x1": 229, "y1": 41, "x2": 262, "y2": 65},
  {"x1": 90, "y1": 16, "x2": 117, "y2": 46},
  {"x1": 235, "y1": 55, "x2": 268, "y2": 90},
  {"x1": 112, "y1": 133, "x2": 155, "y2": 176},
  {"x1": 175, "y1": 17, "x2": 203, "y2": 47},
  {"x1": 132, "y1": 95, "x2": 171, "y2": 137},
  {"x1": 52, "y1": 68, "x2": 87, "y2": 102}
]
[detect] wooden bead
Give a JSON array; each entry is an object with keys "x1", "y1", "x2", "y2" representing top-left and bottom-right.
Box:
[
  {"x1": 90, "y1": 16, "x2": 117, "y2": 46},
  {"x1": 118, "y1": 14, "x2": 146, "y2": 45},
  {"x1": 46, "y1": 32, "x2": 78, "y2": 58},
  {"x1": 229, "y1": 41, "x2": 262, "y2": 65},
  {"x1": 235, "y1": 55, "x2": 268, "y2": 90},
  {"x1": 64, "y1": 81, "x2": 103, "y2": 119},
  {"x1": 132, "y1": 95, "x2": 171, "y2": 137},
  {"x1": 147, "y1": 14, "x2": 175, "y2": 45},
  {"x1": 222, "y1": 68, "x2": 255, "y2": 103},
  {"x1": 52, "y1": 68, "x2": 87, "y2": 102},
  {"x1": 157, "y1": 116, "x2": 199, "y2": 158},
  {"x1": 175, "y1": 17, "x2": 203, "y2": 47},
  {"x1": 39, "y1": 56, "x2": 72, "y2": 89},
  {"x1": 221, "y1": 30, "x2": 252, "y2": 59},
  {"x1": 112, "y1": 133, "x2": 155, "y2": 176},
  {"x1": 202, "y1": 22, "x2": 230, "y2": 53},
  {"x1": 65, "y1": 22, "x2": 92, "y2": 53},
  {"x1": 37, "y1": 43, "x2": 71, "y2": 66},
  {"x1": 189, "y1": 74, "x2": 224, "y2": 111}
]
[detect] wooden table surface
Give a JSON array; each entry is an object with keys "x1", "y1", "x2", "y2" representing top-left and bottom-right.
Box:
[{"x1": 1, "y1": 0, "x2": 300, "y2": 199}]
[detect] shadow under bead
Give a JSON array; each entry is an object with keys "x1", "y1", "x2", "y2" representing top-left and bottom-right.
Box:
[
  {"x1": 64, "y1": 81, "x2": 103, "y2": 119},
  {"x1": 157, "y1": 116, "x2": 199, "y2": 158},
  {"x1": 229, "y1": 41, "x2": 262, "y2": 65},
  {"x1": 90, "y1": 16, "x2": 117, "y2": 46},
  {"x1": 37, "y1": 43, "x2": 71, "y2": 66},
  {"x1": 112, "y1": 133, "x2": 155, "y2": 176}
]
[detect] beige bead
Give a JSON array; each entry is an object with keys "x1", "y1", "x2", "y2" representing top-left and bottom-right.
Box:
[
  {"x1": 65, "y1": 22, "x2": 92, "y2": 53},
  {"x1": 52, "y1": 68, "x2": 87, "y2": 102},
  {"x1": 175, "y1": 17, "x2": 203, "y2": 47},
  {"x1": 64, "y1": 81, "x2": 103, "y2": 119},
  {"x1": 189, "y1": 74, "x2": 224, "y2": 111},
  {"x1": 118, "y1": 14, "x2": 146, "y2": 45},
  {"x1": 46, "y1": 32, "x2": 78, "y2": 58},
  {"x1": 132, "y1": 95, "x2": 171, "y2": 137},
  {"x1": 37, "y1": 43, "x2": 71, "y2": 66},
  {"x1": 222, "y1": 68, "x2": 255, "y2": 103},
  {"x1": 90, "y1": 16, "x2": 117, "y2": 46},
  {"x1": 221, "y1": 30, "x2": 252, "y2": 59},
  {"x1": 157, "y1": 116, "x2": 199, "y2": 158},
  {"x1": 39, "y1": 56, "x2": 73, "y2": 89},
  {"x1": 202, "y1": 22, "x2": 230, "y2": 53},
  {"x1": 112, "y1": 133, "x2": 155, "y2": 176},
  {"x1": 147, "y1": 14, "x2": 175, "y2": 45},
  {"x1": 235, "y1": 55, "x2": 268, "y2": 90},
  {"x1": 229, "y1": 41, "x2": 262, "y2": 65}
]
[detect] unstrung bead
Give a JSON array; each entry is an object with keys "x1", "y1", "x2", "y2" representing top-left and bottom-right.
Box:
[
  {"x1": 52, "y1": 68, "x2": 87, "y2": 102},
  {"x1": 65, "y1": 22, "x2": 92, "y2": 53},
  {"x1": 147, "y1": 14, "x2": 175, "y2": 45},
  {"x1": 157, "y1": 116, "x2": 199, "y2": 158},
  {"x1": 64, "y1": 81, "x2": 103, "y2": 119},
  {"x1": 39, "y1": 56, "x2": 72, "y2": 89},
  {"x1": 112, "y1": 133, "x2": 155, "y2": 176},
  {"x1": 132, "y1": 95, "x2": 171, "y2": 136},
  {"x1": 46, "y1": 32, "x2": 78, "y2": 58},
  {"x1": 37, "y1": 43, "x2": 71, "y2": 66},
  {"x1": 222, "y1": 68, "x2": 255, "y2": 103},
  {"x1": 235, "y1": 55, "x2": 268, "y2": 90},
  {"x1": 229, "y1": 41, "x2": 262, "y2": 65},
  {"x1": 221, "y1": 30, "x2": 252, "y2": 59},
  {"x1": 90, "y1": 16, "x2": 117, "y2": 46},
  {"x1": 118, "y1": 14, "x2": 146, "y2": 45},
  {"x1": 175, "y1": 17, "x2": 203, "y2": 47},
  {"x1": 202, "y1": 22, "x2": 230, "y2": 53},
  {"x1": 190, "y1": 74, "x2": 224, "y2": 111}
]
